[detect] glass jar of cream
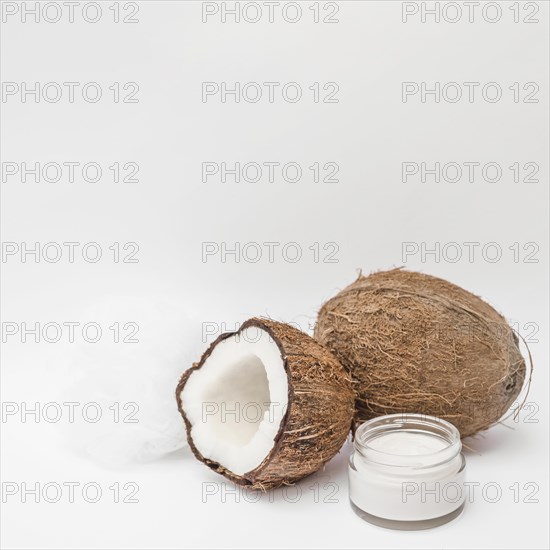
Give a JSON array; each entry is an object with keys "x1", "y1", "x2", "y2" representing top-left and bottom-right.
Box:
[{"x1": 349, "y1": 413, "x2": 466, "y2": 530}]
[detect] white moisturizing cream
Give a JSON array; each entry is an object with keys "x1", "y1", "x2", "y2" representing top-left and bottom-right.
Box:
[{"x1": 349, "y1": 414, "x2": 466, "y2": 530}]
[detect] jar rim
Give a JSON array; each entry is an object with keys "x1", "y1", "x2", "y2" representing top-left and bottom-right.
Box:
[{"x1": 354, "y1": 413, "x2": 462, "y2": 468}]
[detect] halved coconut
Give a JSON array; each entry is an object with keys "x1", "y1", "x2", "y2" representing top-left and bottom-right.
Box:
[{"x1": 176, "y1": 318, "x2": 354, "y2": 489}]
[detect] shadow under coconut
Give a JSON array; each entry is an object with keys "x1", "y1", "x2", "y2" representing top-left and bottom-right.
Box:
[
  {"x1": 461, "y1": 420, "x2": 533, "y2": 457},
  {"x1": 227, "y1": 438, "x2": 353, "y2": 505}
]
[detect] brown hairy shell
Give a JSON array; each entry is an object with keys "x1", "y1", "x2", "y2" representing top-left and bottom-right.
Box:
[
  {"x1": 314, "y1": 268, "x2": 526, "y2": 437},
  {"x1": 176, "y1": 317, "x2": 354, "y2": 490}
]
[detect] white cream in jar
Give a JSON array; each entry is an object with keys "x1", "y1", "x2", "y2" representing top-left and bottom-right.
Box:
[{"x1": 349, "y1": 413, "x2": 466, "y2": 530}]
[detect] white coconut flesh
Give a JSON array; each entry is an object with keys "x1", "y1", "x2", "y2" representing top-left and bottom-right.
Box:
[{"x1": 180, "y1": 326, "x2": 289, "y2": 476}]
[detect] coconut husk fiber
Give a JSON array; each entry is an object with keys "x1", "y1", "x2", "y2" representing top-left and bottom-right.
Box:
[
  {"x1": 177, "y1": 318, "x2": 354, "y2": 490},
  {"x1": 314, "y1": 268, "x2": 527, "y2": 437}
]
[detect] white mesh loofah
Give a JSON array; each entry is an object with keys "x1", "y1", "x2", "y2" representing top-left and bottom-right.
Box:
[{"x1": 58, "y1": 295, "x2": 206, "y2": 467}]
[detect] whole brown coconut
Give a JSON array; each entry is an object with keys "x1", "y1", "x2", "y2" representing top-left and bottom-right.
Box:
[
  {"x1": 314, "y1": 269, "x2": 527, "y2": 437},
  {"x1": 177, "y1": 318, "x2": 354, "y2": 489}
]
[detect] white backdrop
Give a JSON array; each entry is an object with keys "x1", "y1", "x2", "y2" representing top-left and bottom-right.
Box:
[{"x1": 1, "y1": 1, "x2": 549, "y2": 549}]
